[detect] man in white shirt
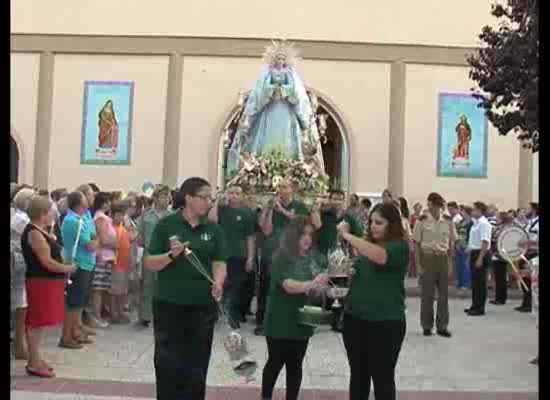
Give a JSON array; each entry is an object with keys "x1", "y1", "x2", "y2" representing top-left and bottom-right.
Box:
[{"x1": 465, "y1": 201, "x2": 492, "y2": 316}]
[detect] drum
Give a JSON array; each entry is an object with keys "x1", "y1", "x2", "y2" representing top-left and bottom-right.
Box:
[{"x1": 496, "y1": 225, "x2": 529, "y2": 262}]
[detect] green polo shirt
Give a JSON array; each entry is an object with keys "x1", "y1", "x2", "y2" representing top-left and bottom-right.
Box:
[
  {"x1": 317, "y1": 210, "x2": 364, "y2": 256},
  {"x1": 346, "y1": 240, "x2": 409, "y2": 321},
  {"x1": 218, "y1": 206, "x2": 256, "y2": 258},
  {"x1": 264, "y1": 252, "x2": 327, "y2": 340},
  {"x1": 262, "y1": 200, "x2": 309, "y2": 260},
  {"x1": 148, "y1": 212, "x2": 228, "y2": 305}
]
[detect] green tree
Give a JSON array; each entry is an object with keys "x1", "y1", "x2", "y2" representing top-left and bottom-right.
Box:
[{"x1": 467, "y1": 0, "x2": 538, "y2": 152}]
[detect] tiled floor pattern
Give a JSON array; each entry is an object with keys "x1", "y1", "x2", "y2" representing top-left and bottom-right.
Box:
[
  {"x1": 11, "y1": 287, "x2": 538, "y2": 399},
  {"x1": 10, "y1": 381, "x2": 540, "y2": 400}
]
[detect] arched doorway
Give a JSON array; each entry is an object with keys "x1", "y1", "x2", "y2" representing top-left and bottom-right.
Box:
[
  {"x1": 216, "y1": 90, "x2": 351, "y2": 192},
  {"x1": 10, "y1": 135, "x2": 19, "y2": 183}
]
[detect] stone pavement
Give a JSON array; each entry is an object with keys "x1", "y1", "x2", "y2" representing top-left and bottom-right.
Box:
[{"x1": 11, "y1": 294, "x2": 538, "y2": 399}]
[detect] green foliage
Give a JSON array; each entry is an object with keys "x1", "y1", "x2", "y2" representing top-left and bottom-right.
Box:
[{"x1": 467, "y1": 0, "x2": 538, "y2": 152}]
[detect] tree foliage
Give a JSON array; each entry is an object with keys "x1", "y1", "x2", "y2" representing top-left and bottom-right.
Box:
[{"x1": 467, "y1": 0, "x2": 538, "y2": 152}]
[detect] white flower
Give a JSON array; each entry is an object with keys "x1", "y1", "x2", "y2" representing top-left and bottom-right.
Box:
[{"x1": 272, "y1": 176, "x2": 284, "y2": 188}]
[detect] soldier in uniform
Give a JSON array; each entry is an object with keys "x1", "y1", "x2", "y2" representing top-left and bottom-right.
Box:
[{"x1": 413, "y1": 192, "x2": 456, "y2": 337}]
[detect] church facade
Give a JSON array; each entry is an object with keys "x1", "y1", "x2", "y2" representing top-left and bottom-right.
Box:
[{"x1": 10, "y1": 0, "x2": 538, "y2": 208}]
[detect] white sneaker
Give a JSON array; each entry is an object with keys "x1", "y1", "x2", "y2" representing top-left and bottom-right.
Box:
[{"x1": 89, "y1": 314, "x2": 110, "y2": 329}]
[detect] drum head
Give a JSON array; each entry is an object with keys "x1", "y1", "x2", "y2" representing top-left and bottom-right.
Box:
[{"x1": 497, "y1": 226, "x2": 529, "y2": 261}]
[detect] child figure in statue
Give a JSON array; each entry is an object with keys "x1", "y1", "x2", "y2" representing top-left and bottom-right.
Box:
[{"x1": 227, "y1": 40, "x2": 325, "y2": 174}]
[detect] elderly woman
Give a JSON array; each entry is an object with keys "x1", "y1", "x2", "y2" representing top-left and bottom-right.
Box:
[
  {"x1": 337, "y1": 202, "x2": 409, "y2": 400},
  {"x1": 11, "y1": 187, "x2": 36, "y2": 359},
  {"x1": 22, "y1": 196, "x2": 76, "y2": 377}
]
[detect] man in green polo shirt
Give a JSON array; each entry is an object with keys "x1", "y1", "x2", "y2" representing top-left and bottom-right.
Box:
[
  {"x1": 208, "y1": 184, "x2": 255, "y2": 329},
  {"x1": 311, "y1": 189, "x2": 364, "y2": 256},
  {"x1": 311, "y1": 189, "x2": 363, "y2": 332},
  {"x1": 144, "y1": 177, "x2": 227, "y2": 400},
  {"x1": 256, "y1": 179, "x2": 309, "y2": 336}
]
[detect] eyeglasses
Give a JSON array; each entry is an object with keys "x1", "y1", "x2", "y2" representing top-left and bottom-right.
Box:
[{"x1": 194, "y1": 194, "x2": 214, "y2": 202}]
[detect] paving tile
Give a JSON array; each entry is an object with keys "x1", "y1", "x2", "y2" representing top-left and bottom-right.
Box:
[{"x1": 10, "y1": 298, "x2": 538, "y2": 396}]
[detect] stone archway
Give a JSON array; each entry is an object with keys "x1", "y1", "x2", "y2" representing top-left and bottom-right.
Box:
[
  {"x1": 10, "y1": 135, "x2": 19, "y2": 183},
  {"x1": 214, "y1": 88, "x2": 352, "y2": 192},
  {"x1": 10, "y1": 126, "x2": 26, "y2": 184}
]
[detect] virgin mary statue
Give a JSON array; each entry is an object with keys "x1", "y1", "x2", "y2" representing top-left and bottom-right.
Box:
[{"x1": 227, "y1": 40, "x2": 325, "y2": 173}]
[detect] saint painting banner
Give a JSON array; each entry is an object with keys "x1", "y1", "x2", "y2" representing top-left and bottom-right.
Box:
[
  {"x1": 437, "y1": 92, "x2": 488, "y2": 178},
  {"x1": 80, "y1": 81, "x2": 134, "y2": 165}
]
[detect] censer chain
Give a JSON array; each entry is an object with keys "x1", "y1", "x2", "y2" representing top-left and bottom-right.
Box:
[{"x1": 184, "y1": 251, "x2": 239, "y2": 329}]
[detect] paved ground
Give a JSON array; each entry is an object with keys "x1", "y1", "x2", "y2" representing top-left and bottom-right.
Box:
[{"x1": 11, "y1": 286, "x2": 538, "y2": 399}]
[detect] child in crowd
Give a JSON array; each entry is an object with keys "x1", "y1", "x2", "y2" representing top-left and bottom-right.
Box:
[
  {"x1": 123, "y1": 196, "x2": 141, "y2": 313},
  {"x1": 110, "y1": 202, "x2": 133, "y2": 323}
]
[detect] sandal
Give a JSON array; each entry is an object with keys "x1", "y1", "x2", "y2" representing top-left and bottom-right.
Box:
[
  {"x1": 58, "y1": 339, "x2": 83, "y2": 349},
  {"x1": 76, "y1": 334, "x2": 94, "y2": 344},
  {"x1": 38, "y1": 360, "x2": 54, "y2": 372},
  {"x1": 81, "y1": 325, "x2": 97, "y2": 336},
  {"x1": 26, "y1": 365, "x2": 55, "y2": 378}
]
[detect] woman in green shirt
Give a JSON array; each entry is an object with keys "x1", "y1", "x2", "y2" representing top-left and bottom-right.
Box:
[
  {"x1": 337, "y1": 202, "x2": 409, "y2": 400},
  {"x1": 262, "y1": 216, "x2": 329, "y2": 400}
]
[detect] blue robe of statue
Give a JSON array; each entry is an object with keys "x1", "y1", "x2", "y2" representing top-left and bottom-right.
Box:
[{"x1": 227, "y1": 66, "x2": 323, "y2": 173}]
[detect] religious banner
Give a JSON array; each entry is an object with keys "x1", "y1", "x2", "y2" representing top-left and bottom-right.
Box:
[
  {"x1": 437, "y1": 92, "x2": 488, "y2": 178},
  {"x1": 80, "y1": 81, "x2": 134, "y2": 165}
]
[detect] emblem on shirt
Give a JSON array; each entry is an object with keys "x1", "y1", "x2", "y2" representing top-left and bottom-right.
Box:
[
  {"x1": 201, "y1": 233, "x2": 211, "y2": 241},
  {"x1": 236, "y1": 215, "x2": 242, "y2": 222}
]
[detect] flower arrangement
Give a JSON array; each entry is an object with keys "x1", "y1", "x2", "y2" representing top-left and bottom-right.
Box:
[{"x1": 226, "y1": 147, "x2": 330, "y2": 196}]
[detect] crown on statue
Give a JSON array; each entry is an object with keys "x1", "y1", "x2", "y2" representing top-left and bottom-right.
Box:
[{"x1": 262, "y1": 39, "x2": 300, "y2": 68}]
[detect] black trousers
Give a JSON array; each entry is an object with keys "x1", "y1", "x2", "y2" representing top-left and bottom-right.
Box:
[
  {"x1": 153, "y1": 300, "x2": 217, "y2": 400},
  {"x1": 223, "y1": 256, "x2": 246, "y2": 324},
  {"x1": 492, "y1": 259, "x2": 508, "y2": 304},
  {"x1": 469, "y1": 251, "x2": 490, "y2": 312},
  {"x1": 262, "y1": 337, "x2": 309, "y2": 400},
  {"x1": 342, "y1": 314, "x2": 406, "y2": 400},
  {"x1": 256, "y1": 258, "x2": 271, "y2": 327},
  {"x1": 520, "y1": 276, "x2": 532, "y2": 308},
  {"x1": 519, "y1": 252, "x2": 537, "y2": 309},
  {"x1": 240, "y1": 270, "x2": 255, "y2": 318}
]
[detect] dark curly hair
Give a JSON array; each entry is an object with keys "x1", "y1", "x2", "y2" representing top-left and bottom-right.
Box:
[
  {"x1": 92, "y1": 192, "x2": 112, "y2": 216},
  {"x1": 366, "y1": 203, "x2": 405, "y2": 243},
  {"x1": 273, "y1": 215, "x2": 316, "y2": 261}
]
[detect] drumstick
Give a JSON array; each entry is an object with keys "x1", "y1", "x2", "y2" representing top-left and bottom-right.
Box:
[
  {"x1": 72, "y1": 217, "x2": 84, "y2": 261},
  {"x1": 501, "y1": 248, "x2": 529, "y2": 291},
  {"x1": 520, "y1": 254, "x2": 533, "y2": 268},
  {"x1": 501, "y1": 248, "x2": 529, "y2": 292},
  {"x1": 66, "y1": 217, "x2": 85, "y2": 285}
]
